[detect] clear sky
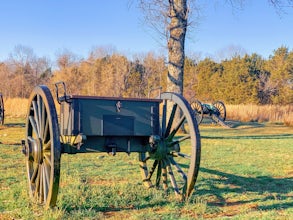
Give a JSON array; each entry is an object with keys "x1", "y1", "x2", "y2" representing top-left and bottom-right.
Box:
[{"x1": 0, "y1": 0, "x2": 292, "y2": 61}]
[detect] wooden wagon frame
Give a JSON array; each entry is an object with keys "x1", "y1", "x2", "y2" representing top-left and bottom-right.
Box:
[{"x1": 22, "y1": 82, "x2": 201, "y2": 208}]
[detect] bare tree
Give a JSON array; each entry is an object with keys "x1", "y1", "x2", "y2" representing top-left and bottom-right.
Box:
[
  {"x1": 139, "y1": 0, "x2": 190, "y2": 94},
  {"x1": 55, "y1": 49, "x2": 80, "y2": 70},
  {"x1": 8, "y1": 45, "x2": 51, "y2": 98},
  {"x1": 138, "y1": 0, "x2": 293, "y2": 95}
]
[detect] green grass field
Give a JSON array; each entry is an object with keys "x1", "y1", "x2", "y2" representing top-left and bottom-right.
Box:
[{"x1": 0, "y1": 117, "x2": 292, "y2": 219}]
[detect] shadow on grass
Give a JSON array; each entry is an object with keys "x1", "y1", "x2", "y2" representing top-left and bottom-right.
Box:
[
  {"x1": 4, "y1": 122, "x2": 25, "y2": 127},
  {"x1": 202, "y1": 133, "x2": 293, "y2": 140},
  {"x1": 196, "y1": 167, "x2": 293, "y2": 210},
  {"x1": 228, "y1": 121, "x2": 266, "y2": 129},
  {"x1": 60, "y1": 201, "x2": 171, "y2": 213},
  {"x1": 200, "y1": 120, "x2": 265, "y2": 128}
]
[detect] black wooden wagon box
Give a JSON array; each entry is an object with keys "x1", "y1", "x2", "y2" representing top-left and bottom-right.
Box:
[{"x1": 60, "y1": 95, "x2": 161, "y2": 153}]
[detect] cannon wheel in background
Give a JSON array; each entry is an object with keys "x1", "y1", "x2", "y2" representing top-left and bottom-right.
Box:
[
  {"x1": 24, "y1": 85, "x2": 61, "y2": 209},
  {"x1": 212, "y1": 101, "x2": 226, "y2": 121},
  {"x1": 190, "y1": 99, "x2": 203, "y2": 125},
  {"x1": 0, "y1": 94, "x2": 4, "y2": 125},
  {"x1": 139, "y1": 92, "x2": 201, "y2": 201}
]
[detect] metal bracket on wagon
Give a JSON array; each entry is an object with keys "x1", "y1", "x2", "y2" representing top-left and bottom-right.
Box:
[
  {"x1": 60, "y1": 134, "x2": 87, "y2": 152},
  {"x1": 55, "y1": 81, "x2": 71, "y2": 104}
]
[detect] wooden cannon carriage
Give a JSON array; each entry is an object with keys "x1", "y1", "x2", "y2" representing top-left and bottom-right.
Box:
[
  {"x1": 22, "y1": 82, "x2": 201, "y2": 208},
  {"x1": 190, "y1": 99, "x2": 228, "y2": 127}
]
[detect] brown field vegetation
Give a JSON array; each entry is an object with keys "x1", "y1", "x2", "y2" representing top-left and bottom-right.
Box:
[
  {"x1": 4, "y1": 98, "x2": 293, "y2": 126},
  {"x1": 226, "y1": 104, "x2": 293, "y2": 126},
  {"x1": 4, "y1": 98, "x2": 28, "y2": 117}
]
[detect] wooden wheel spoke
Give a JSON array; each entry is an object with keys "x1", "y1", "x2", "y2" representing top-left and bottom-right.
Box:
[
  {"x1": 37, "y1": 95, "x2": 43, "y2": 138},
  {"x1": 43, "y1": 152, "x2": 52, "y2": 167},
  {"x1": 43, "y1": 140, "x2": 51, "y2": 151},
  {"x1": 139, "y1": 153, "x2": 153, "y2": 188},
  {"x1": 147, "y1": 160, "x2": 158, "y2": 180},
  {"x1": 43, "y1": 164, "x2": 50, "y2": 202},
  {"x1": 165, "y1": 103, "x2": 178, "y2": 138},
  {"x1": 39, "y1": 165, "x2": 44, "y2": 203},
  {"x1": 169, "y1": 135, "x2": 191, "y2": 149},
  {"x1": 168, "y1": 115, "x2": 186, "y2": 139},
  {"x1": 161, "y1": 159, "x2": 168, "y2": 190},
  {"x1": 165, "y1": 159, "x2": 180, "y2": 195},
  {"x1": 32, "y1": 100, "x2": 41, "y2": 135},
  {"x1": 30, "y1": 163, "x2": 39, "y2": 184},
  {"x1": 40, "y1": 99, "x2": 46, "y2": 139},
  {"x1": 155, "y1": 161, "x2": 162, "y2": 187},
  {"x1": 169, "y1": 156, "x2": 187, "y2": 181},
  {"x1": 161, "y1": 100, "x2": 167, "y2": 137},
  {"x1": 173, "y1": 152, "x2": 191, "y2": 159},
  {"x1": 29, "y1": 116, "x2": 39, "y2": 137},
  {"x1": 27, "y1": 136, "x2": 35, "y2": 143},
  {"x1": 177, "y1": 135, "x2": 191, "y2": 143},
  {"x1": 34, "y1": 167, "x2": 41, "y2": 199}
]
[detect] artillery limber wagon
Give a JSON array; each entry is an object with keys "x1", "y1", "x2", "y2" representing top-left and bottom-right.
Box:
[
  {"x1": 22, "y1": 82, "x2": 201, "y2": 208},
  {"x1": 190, "y1": 100, "x2": 228, "y2": 127},
  {"x1": 0, "y1": 93, "x2": 4, "y2": 125}
]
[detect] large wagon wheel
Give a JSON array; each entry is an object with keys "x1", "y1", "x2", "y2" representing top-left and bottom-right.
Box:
[
  {"x1": 23, "y1": 85, "x2": 61, "y2": 208},
  {"x1": 190, "y1": 99, "x2": 203, "y2": 125},
  {"x1": 212, "y1": 101, "x2": 226, "y2": 121},
  {"x1": 0, "y1": 94, "x2": 4, "y2": 125},
  {"x1": 139, "y1": 93, "x2": 201, "y2": 201}
]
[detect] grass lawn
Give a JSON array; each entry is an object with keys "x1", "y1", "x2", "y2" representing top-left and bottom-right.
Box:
[{"x1": 0, "y1": 117, "x2": 292, "y2": 219}]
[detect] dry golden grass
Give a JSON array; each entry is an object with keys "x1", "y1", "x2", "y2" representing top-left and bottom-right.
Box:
[
  {"x1": 3, "y1": 98, "x2": 293, "y2": 126},
  {"x1": 3, "y1": 98, "x2": 28, "y2": 117},
  {"x1": 226, "y1": 104, "x2": 293, "y2": 126},
  {"x1": 3, "y1": 98, "x2": 61, "y2": 118}
]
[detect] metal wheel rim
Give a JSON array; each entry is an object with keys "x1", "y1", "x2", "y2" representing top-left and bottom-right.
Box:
[
  {"x1": 190, "y1": 100, "x2": 203, "y2": 125},
  {"x1": 139, "y1": 92, "x2": 201, "y2": 200},
  {"x1": 213, "y1": 101, "x2": 226, "y2": 121},
  {"x1": 25, "y1": 85, "x2": 61, "y2": 208},
  {"x1": 0, "y1": 94, "x2": 4, "y2": 125}
]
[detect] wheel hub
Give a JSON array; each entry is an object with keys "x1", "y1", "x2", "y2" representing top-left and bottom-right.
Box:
[
  {"x1": 149, "y1": 135, "x2": 169, "y2": 160},
  {"x1": 30, "y1": 138, "x2": 43, "y2": 164}
]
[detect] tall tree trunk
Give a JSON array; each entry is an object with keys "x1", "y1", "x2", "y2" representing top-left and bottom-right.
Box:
[{"x1": 167, "y1": 0, "x2": 188, "y2": 94}]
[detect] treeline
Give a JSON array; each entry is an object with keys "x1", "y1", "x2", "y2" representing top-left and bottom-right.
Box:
[{"x1": 0, "y1": 45, "x2": 292, "y2": 104}]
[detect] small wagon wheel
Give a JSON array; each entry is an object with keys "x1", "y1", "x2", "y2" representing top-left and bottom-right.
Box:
[
  {"x1": 23, "y1": 85, "x2": 61, "y2": 208},
  {"x1": 190, "y1": 99, "x2": 203, "y2": 125},
  {"x1": 0, "y1": 94, "x2": 4, "y2": 125},
  {"x1": 212, "y1": 101, "x2": 226, "y2": 121},
  {"x1": 139, "y1": 93, "x2": 201, "y2": 201}
]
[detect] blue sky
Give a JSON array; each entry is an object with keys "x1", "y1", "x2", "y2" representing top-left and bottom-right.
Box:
[{"x1": 0, "y1": 0, "x2": 292, "y2": 61}]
